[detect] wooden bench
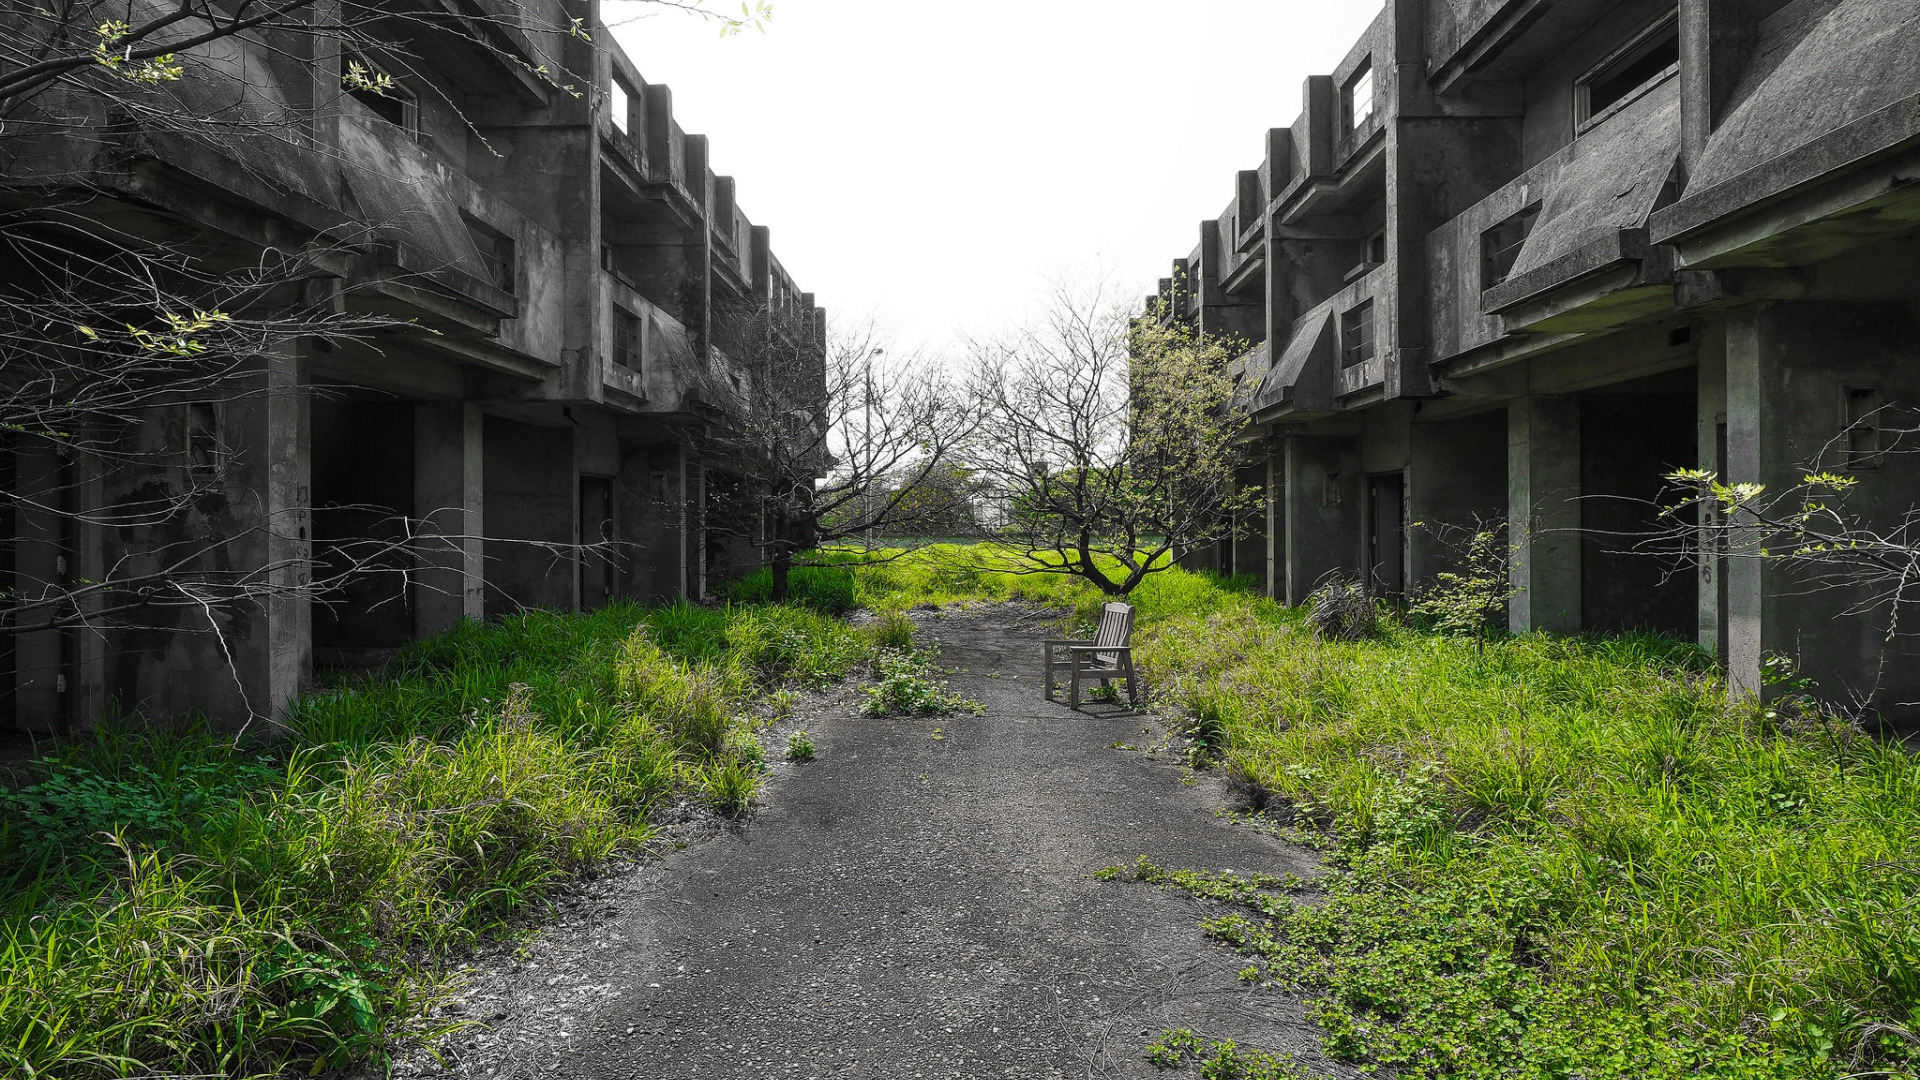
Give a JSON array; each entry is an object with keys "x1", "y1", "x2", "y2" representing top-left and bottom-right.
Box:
[{"x1": 1043, "y1": 602, "x2": 1138, "y2": 708}]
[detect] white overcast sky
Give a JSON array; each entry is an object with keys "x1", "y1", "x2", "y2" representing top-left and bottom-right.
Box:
[{"x1": 610, "y1": 2, "x2": 1385, "y2": 353}]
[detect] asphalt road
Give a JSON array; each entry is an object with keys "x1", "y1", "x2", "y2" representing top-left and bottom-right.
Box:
[{"x1": 549, "y1": 607, "x2": 1346, "y2": 1080}]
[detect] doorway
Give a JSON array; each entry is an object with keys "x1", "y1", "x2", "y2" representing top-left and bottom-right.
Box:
[
  {"x1": 578, "y1": 476, "x2": 616, "y2": 611},
  {"x1": 1368, "y1": 472, "x2": 1405, "y2": 597}
]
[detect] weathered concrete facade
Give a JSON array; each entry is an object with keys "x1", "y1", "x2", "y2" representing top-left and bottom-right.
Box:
[
  {"x1": 1156, "y1": 0, "x2": 1920, "y2": 727},
  {"x1": 0, "y1": 2, "x2": 821, "y2": 734}
]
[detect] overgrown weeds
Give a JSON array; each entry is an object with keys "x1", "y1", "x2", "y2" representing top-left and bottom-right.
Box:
[
  {"x1": 859, "y1": 542, "x2": 1920, "y2": 1079},
  {"x1": 0, "y1": 600, "x2": 867, "y2": 1079}
]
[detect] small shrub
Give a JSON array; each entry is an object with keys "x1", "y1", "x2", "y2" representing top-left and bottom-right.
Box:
[
  {"x1": 786, "y1": 730, "x2": 816, "y2": 762},
  {"x1": 1304, "y1": 578, "x2": 1378, "y2": 641},
  {"x1": 860, "y1": 650, "x2": 979, "y2": 717}
]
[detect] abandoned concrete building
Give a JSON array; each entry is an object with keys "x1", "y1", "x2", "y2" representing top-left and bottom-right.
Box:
[
  {"x1": 1156, "y1": 0, "x2": 1920, "y2": 725},
  {"x1": 0, "y1": 8, "x2": 820, "y2": 734}
]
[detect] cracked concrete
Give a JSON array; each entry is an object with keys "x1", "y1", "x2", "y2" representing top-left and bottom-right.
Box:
[{"x1": 387, "y1": 606, "x2": 1350, "y2": 1079}]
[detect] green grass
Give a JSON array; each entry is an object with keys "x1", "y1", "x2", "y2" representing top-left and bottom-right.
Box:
[
  {"x1": 0, "y1": 601, "x2": 868, "y2": 1079},
  {"x1": 854, "y1": 543, "x2": 1920, "y2": 1079}
]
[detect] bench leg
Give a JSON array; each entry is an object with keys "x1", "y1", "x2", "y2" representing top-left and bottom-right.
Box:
[
  {"x1": 1043, "y1": 642, "x2": 1055, "y2": 702},
  {"x1": 1123, "y1": 654, "x2": 1138, "y2": 707},
  {"x1": 1070, "y1": 663, "x2": 1081, "y2": 708}
]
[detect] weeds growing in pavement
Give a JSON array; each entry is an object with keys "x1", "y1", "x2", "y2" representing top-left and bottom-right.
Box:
[
  {"x1": 0, "y1": 600, "x2": 867, "y2": 1079},
  {"x1": 857, "y1": 542, "x2": 1920, "y2": 1079},
  {"x1": 860, "y1": 649, "x2": 981, "y2": 717},
  {"x1": 1142, "y1": 1027, "x2": 1312, "y2": 1078},
  {"x1": 786, "y1": 730, "x2": 816, "y2": 762}
]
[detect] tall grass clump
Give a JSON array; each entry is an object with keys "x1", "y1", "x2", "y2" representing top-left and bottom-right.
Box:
[
  {"x1": 718, "y1": 563, "x2": 858, "y2": 613},
  {"x1": 0, "y1": 600, "x2": 867, "y2": 1079}
]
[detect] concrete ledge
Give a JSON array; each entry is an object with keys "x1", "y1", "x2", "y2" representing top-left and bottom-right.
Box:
[
  {"x1": 1481, "y1": 229, "x2": 1650, "y2": 313},
  {"x1": 1650, "y1": 92, "x2": 1920, "y2": 246}
]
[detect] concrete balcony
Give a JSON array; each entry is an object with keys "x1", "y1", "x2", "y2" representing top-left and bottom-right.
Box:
[
  {"x1": 602, "y1": 273, "x2": 697, "y2": 411},
  {"x1": 1427, "y1": 80, "x2": 1681, "y2": 360}
]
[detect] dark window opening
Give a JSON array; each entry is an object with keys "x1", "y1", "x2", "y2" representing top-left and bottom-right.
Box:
[
  {"x1": 1341, "y1": 300, "x2": 1375, "y2": 369},
  {"x1": 463, "y1": 213, "x2": 515, "y2": 295},
  {"x1": 613, "y1": 306, "x2": 641, "y2": 371},
  {"x1": 342, "y1": 55, "x2": 415, "y2": 133},
  {"x1": 1576, "y1": 15, "x2": 1679, "y2": 130},
  {"x1": 184, "y1": 402, "x2": 220, "y2": 481},
  {"x1": 1845, "y1": 385, "x2": 1884, "y2": 469},
  {"x1": 1481, "y1": 205, "x2": 1540, "y2": 289}
]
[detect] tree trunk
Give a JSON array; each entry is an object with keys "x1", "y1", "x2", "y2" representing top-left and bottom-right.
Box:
[{"x1": 771, "y1": 546, "x2": 793, "y2": 604}]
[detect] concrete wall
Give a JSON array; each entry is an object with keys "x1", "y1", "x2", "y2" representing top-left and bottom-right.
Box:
[
  {"x1": 483, "y1": 416, "x2": 577, "y2": 618},
  {"x1": 1283, "y1": 435, "x2": 1364, "y2": 604},
  {"x1": 1408, "y1": 408, "x2": 1510, "y2": 586},
  {"x1": 1723, "y1": 300, "x2": 1920, "y2": 722}
]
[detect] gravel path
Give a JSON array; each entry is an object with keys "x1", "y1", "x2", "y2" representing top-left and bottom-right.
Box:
[{"x1": 381, "y1": 606, "x2": 1350, "y2": 1080}]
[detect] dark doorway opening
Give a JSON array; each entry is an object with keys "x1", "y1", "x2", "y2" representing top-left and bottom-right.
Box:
[
  {"x1": 579, "y1": 476, "x2": 616, "y2": 611},
  {"x1": 1368, "y1": 472, "x2": 1405, "y2": 597},
  {"x1": 1580, "y1": 383, "x2": 1698, "y2": 636},
  {"x1": 312, "y1": 393, "x2": 415, "y2": 665}
]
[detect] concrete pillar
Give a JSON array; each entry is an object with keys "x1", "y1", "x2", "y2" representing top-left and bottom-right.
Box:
[
  {"x1": 413, "y1": 402, "x2": 485, "y2": 637},
  {"x1": 70, "y1": 447, "x2": 108, "y2": 728},
  {"x1": 260, "y1": 342, "x2": 312, "y2": 733},
  {"x1": 1696, "y1": 319, "x2": 1729, "y2": 658},
  {"x1": 11, "y1": 440, "x2": 66, "y2": 734},
  {"x1": 1508, "y1": 396, "x2": 1581, "y2": 635},
  {"x1": 1265, "y1": 452, "x2": 1282, "y2": 600},
  {"x1": 1722, "y1": 306, "x2": 1766, "y2": 697},
  {"x1": 688, "y1": 450, "x2": 706, "y2": 600}
]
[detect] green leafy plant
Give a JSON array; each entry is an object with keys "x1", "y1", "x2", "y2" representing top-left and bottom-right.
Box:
[
  {"x1": 859, "y1": 649, "x2": 980, "y2": 717},
  {"x1": 1408, "y1": 519, "x2": 1516, "y2": 652},
  {"x1": 785, "y1": 730, "x2": 815, "y2": 762}
]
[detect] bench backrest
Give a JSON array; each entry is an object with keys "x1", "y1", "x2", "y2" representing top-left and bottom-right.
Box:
[{"x1": 1094, "y1": 602, "x2": 1134, "y2": 654}]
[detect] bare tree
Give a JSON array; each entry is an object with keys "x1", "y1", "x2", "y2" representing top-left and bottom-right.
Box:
[
  {"x1": 963, "y1": 275, "x2": 1261, "y2": 597},
  {"x1": 1663, "y1": 404, "x2": 1920, "y2": 650},
  {"x1": 697, "y1": 304, "x2": 975, "y2": 603}
]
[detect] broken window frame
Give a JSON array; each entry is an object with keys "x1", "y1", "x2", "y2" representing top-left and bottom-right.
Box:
[
  {"x1": 1574, "y1": 12, "x2": 1680, "y2": 134},
  {"x1": 341, "y1": 52, "x2": 418, "y2": 137},
  {"x1": 612, "y1": 305, "x2": 642, "y2": 372},
  {"x1": 609, "y1": 76, "x2": 633, "y2": 135},
  {"x1": 1341, "y1": 300, "x2": 1376, "y2": 369},
  {"x1": 462, "y1": 212, "x2": 516, "y2": 295},
  {"x1": 1843, "y1": 384, "x2": 1884, "y2": 470},
  {"x1": 1343, "y1": 59, "x2": 1375, "y2": 133}
]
